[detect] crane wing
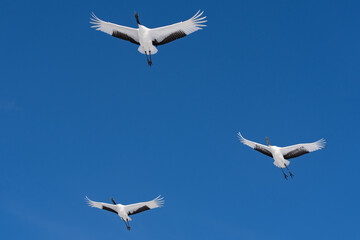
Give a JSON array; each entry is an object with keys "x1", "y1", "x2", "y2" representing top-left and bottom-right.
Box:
[
  {"x1": 86, "y1": 196, "x2": 118, "y2": 214},
  {"x1": 150, "y1": 10, "x2": 206, "y2": 46},
  {"x1": 280, "y1": 139, "x2": 326, "y2": 159},
  {"x1": 90, "y1": 13, "x2": 140, "y2": 45},
  {"x1": 124, "y1": 196, "x2": 164, "y2": 216},
  {"x1": 237, "y1": 132, "x2": 273, "y2": 158}
]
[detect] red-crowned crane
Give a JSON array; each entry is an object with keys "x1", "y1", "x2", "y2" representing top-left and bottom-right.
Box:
[
  {"x1": 90, "y1": 10, "x2": 207, "y2": 66},
  {"x1": 86, "y1": 195, "x2": 164, "y2": 230},
  {"x1": 238, "y1": 132, "x2": 326, "y2": 179}
]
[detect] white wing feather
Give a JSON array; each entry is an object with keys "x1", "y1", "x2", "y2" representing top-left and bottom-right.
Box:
[
  {"x1": 85, "y1": 196, "x2": 118, "y2": 213},
  {"x1": 280, "y1": 139, "x2": 326, "y2": 156},
  {"x1": 124, "y1": 195, "x2": 164, "y2": 215},
  {"x1": 237, "y1": 132, "x2": 270, "y2": 151},
  {"x1": 237, "y1": 132, "x2": 273, "y2": 158},
  {"x1": 90, "y1": 13, "x2": 139, "y2": 43},
  {"x1": 150, "y1": 10, "x2": 207, "y2": 45}
]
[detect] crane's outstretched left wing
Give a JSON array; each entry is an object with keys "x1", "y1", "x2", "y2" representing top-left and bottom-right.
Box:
[
  {"x1": 124, "y1": 196, "x2": 164, "y2": 216},
  {"x1": 90, "y1": 13, "x2": 140, "y2": 45},
  {"x1": 238, "y1": 132, "x2": 273, "y2": 158},
  {"x1": 86, "y1": 196, "x2": 118, "y2": 214},
  {"x1": 280, "y1": 139, "x2": 326, "y2": 159},
  {"x1": 150, "y1": 10, "x2": 207, "y2": 46}
]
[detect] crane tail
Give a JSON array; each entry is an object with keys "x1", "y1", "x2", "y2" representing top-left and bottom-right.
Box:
[{"x1": 137, "y1": 46, "x2": 158, "y2": 55}]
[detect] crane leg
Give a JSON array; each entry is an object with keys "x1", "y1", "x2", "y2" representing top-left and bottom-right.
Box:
[
  {"x1": 284, "y1": 164, "x2": 294, "y2": 178},
  {"x1": 281, "y1": 168, "x2": 288, "y2": 180},
  {"x1": 145, "y1": 51, "x2": 152, "y2": 66},
  {"x1": 149, "y1": 51, "x2": 152, "y2": 66},
  {"x1": 123, "y1": 220, "x2": 128, "y2": 229},
  {"x1": 123, "y1": 220, "x2": 131, "y2": 230}
]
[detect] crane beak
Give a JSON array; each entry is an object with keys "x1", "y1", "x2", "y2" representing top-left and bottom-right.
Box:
[{"x1": 111, "y1": 197, "x2": 116, "y2": 205}]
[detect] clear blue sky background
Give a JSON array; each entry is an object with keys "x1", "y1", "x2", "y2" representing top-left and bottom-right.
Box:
[{"x1": 1, "y1": 0, "x2": 359, "y2": 239}]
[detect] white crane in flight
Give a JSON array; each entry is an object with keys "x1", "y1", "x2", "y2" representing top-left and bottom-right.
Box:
[
  {"x1": 90, "y1": 10, "x2": 207, "y2": 66},
  {"x1": 86, "y1": 195, "x2": 164, "y2": 230},
  {"x1": 238, "y1": 132, "x2": 326, "y2": 179}
]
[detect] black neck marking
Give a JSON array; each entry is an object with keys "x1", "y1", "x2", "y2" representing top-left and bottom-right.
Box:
[{"x1": 135, "y1": 12, "x2": 140, "y2": 25}]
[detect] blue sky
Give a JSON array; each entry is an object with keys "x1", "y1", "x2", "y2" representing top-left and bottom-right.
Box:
[{"x1": 1, "y1": 0, "x2": 359, "y2": 239}]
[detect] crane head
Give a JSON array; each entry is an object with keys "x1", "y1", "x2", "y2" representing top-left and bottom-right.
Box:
[
  {"x1": 135, "y1": 12, "x2": 140, "y2": 25},
  {"x1": 266, "y1": 137, "x2": 271, "y2": 146}
]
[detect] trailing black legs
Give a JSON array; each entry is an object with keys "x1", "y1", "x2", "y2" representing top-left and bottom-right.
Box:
[
  {"x1": 123, "y1": 220, "x2": 131, "y2": 230},
  {"x1": 284, "y1": 164, "x2": 294, "y2": 178},
  {"x1": 281, "y1": 168, "x2": 288, "y2": 180},
  {"x1": 145, "y1": 51, "x2": 152, "y2": 66},
  {"x1": 281, "y1": 164, "x2": 294, "y2": 180}
]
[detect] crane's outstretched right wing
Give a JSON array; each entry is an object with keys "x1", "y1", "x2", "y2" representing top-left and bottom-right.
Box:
[
  {"x1": 237, "y1": 132, "x2": 273, "y2": 157},
  {"x1": 280, "y1": 139, "x2": 326, "y2": 159},
  {"x1": 150, "y1": 10, "x2": 206, "y2": 46},
  {"x1": 90, "y1": 13, "x2": 140, "y2": 45},
  {"x1": 86, "y1": 196, "x2": 118, "y2": 214},
  {"x1": 124, "y1": 196, "x2": 164, "y2": 216}
]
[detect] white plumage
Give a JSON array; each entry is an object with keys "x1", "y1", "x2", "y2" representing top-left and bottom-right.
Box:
[
  {"x1": 86, "y1": 195, "x2": 164, "y2": 230},
  {"x1": 90, "y1": 10, "x2": 207, "y2": 66},
  {"x1": 238, "y1": 132, "x2": 326, "y2": 179}
]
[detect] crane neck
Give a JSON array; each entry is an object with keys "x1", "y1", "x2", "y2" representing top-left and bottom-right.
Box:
[
  {"x1": 266, "y1": 137, "x2": 271, "y2": 146},
  {"x1": 135, "y1": 12, "x2": 140, "y2": 25}
]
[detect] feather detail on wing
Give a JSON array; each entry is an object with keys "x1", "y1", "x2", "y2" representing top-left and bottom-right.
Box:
[
  {"x1": 90, "y1": 13, "x2": 140, "y2": 45},
  {"x1": 124, "y1": 195, "x2": 164, "y2": 216},
  {"x1": 280, "y1": 139, "x2": 326, "y2": 159},
  {"x1": 85, "y1": 196, "x2": 118, "y2": 214},
  {"x1": 150, "y1": 10, "x2": 207, "y2": 46},
  {"x1": 237, "y1": 132, "x2": 273, "y2": 158}
]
